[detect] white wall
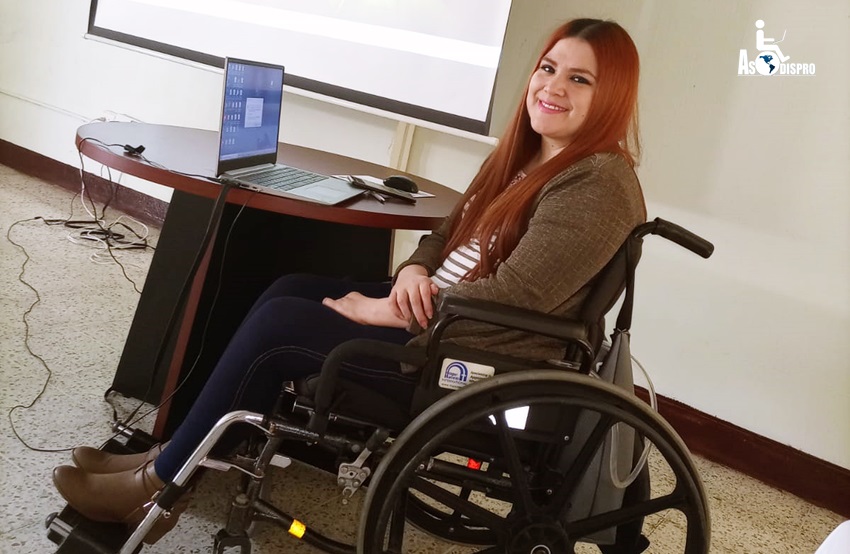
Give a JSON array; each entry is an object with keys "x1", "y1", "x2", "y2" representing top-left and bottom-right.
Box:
[
  {"x1": 1, "y1": 0, "x2": 848, "y2": 469},
  {"x1": 586, "y1": 0, "x2": 850, "y2": 469}
]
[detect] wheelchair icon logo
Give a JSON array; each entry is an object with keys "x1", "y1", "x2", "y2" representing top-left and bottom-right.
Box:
[
  {"x1": 439, "y1": 358, "x2": 494, "y2": 390},
  {"x1": 737, "y1": 19, "x2": 816, "y2": 77},
  {"x1": 444, "y1": 361, "x2": 469, "y2": 383}
]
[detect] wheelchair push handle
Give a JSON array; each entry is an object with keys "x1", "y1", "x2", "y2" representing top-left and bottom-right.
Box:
[{"x1": 639, "y1": 217, "x2": 714, "y2": 258}]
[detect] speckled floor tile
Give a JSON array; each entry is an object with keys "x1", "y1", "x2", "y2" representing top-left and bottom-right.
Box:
[
  {"x1": 794, "y1": 506, "x2": 846, "y2": 552},
  {"x1": 692, "y1": 456, "x2": 835, "y2": 553},
  {"x1": 1, "y1": 166, "x2": 846, "y2": 554},
  {"x1": 1, "y1": 521, "x2": 65, "y2": 554},
  {"x1": 0, "y1": 459, "x2": 65, "y2": 535}
]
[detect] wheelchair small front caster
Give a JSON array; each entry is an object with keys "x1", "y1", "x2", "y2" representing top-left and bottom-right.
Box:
[
  {"x1": 45, "y1": 511, "x2": 70, "y2": 545},
  {"x1": 214, "y1": 528, "x2": 252, "y2": 554}
]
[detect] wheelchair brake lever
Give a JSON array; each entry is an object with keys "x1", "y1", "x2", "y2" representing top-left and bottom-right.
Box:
[
  {"x1": 337, "y1": 427, "x2": 388, "y2": 503},
  {"x1": 338, "y1": 450, "x2": 372, "y2": 504}
]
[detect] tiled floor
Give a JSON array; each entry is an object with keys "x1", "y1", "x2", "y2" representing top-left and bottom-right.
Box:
[{"x1": 0, "y1": 164, "x2": 844, "y2": 553}]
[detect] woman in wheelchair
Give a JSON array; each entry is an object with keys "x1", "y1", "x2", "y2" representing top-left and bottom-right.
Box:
[{"x1": 52, "y1": 18, "x2": 647, "y2": 546}]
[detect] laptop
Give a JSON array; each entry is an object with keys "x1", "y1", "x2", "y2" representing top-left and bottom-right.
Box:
[{"x1": 215, "y1": 58, "x2": 362, "y2": 205}]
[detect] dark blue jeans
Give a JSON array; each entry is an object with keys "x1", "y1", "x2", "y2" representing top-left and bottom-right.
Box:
[{"x1": 154, "y1": 274, "x2": 416, "y2": 480}]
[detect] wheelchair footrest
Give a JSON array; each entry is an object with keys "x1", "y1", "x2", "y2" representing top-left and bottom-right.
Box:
[{"x1": 45, "y1": 505, "x2": 140, "y2": 554}]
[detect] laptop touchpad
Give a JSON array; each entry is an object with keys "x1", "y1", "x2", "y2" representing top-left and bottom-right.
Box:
[{"x1": 300, "y1": 185, "x2": 358, "y2": 205}]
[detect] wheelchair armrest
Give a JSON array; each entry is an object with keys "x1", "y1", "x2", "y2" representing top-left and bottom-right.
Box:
[
  {"x1": 309, "y1": 298, "x2": 594, "y2": 434},
  {"x1": 308, "y1": 339, "x2": 427, "y2": 435},
  {"x1": 432, "y1": 295, "x2": 594, "y2": 357}
]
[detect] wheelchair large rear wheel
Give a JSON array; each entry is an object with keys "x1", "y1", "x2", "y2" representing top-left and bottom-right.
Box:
[{"x1": 357, "y1": 370, "x2": 709, "y2": 553}]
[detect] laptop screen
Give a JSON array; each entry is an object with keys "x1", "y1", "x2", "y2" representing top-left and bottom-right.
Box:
[{"x1": 218, "y1": 59, "x2": 285, "y2": 168}]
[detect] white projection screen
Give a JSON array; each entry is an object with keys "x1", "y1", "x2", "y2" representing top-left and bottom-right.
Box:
[{"x1": 88, "y1": 0, "x2": 514, "y2": 134}]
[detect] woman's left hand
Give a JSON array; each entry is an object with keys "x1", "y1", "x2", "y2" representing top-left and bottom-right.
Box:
[{"x1": 322, "y1": 292, "x2": 409, "y2": 328}]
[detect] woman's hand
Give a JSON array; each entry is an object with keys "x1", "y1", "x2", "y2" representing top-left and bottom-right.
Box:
[
  {"x1": 390, "y1": 264, "x2": 439, "y2": 329},
  {"x1": 322, "y1": 292, "x2": 408, "y2": 328}
]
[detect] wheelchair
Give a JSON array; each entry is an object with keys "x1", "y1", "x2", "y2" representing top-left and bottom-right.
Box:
[{"x1": 46, "y1": 217, "x2": 714, "y2": 554}]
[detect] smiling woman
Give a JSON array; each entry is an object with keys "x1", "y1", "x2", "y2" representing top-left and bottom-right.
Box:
[
  {"x1": 525, "y1": 37, "x2": 599, "y2": 158},
  {"x1": 86, "y1": 0, "x2": 513, "y2": 134},
  {"x1": 53, "y1": 18, "x2": 649, "y2": 550},
  {"x1": 440, "y1": 18, "x2": 643, "y2": 283}
]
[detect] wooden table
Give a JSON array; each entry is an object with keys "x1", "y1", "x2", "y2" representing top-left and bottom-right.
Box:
[{"x1": 76, "y1": 122, "x2": 460, "y2": 437}]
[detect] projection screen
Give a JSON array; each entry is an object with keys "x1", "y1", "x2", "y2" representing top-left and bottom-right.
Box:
[{"x1": 88, "y1": 0, "x2": 514, "y2": 135}]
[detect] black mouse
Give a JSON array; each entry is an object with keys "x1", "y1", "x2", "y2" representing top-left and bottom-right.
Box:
[{"x1": 383, "y1": 175, "x2": 418, "y2": 194}]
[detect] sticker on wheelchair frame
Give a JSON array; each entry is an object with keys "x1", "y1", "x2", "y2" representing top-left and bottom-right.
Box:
[{"x1": 438, "y1": 358, "x2": 495, "y2": 390}]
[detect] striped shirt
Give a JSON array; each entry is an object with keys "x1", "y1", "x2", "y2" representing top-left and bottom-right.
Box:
[{"x1": 432, "y1": 171, "x2": 526, "y2": 289}]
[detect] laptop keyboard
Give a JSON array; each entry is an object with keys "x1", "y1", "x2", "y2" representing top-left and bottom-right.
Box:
[{"x1": 247, "y1": 166, "x2": 326, "y2": 191}]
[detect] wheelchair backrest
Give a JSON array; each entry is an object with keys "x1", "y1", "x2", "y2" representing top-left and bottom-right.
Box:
[{"x1": 573, "y1": 229, "x2": 644, "y2": 355}]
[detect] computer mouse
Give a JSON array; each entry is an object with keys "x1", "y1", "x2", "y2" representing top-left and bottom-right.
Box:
[{"x1": 383, "y1": 175, "x2": 419, "y2": 194}]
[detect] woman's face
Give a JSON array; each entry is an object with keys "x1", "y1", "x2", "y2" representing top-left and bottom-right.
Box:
[{"x1": 526, "y1": 37, "x2": 597, "y2": 153}]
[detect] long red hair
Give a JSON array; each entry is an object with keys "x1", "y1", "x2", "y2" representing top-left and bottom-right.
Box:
[{"x1": 443, "y1": 19, "x2": 641, "y2": 280}]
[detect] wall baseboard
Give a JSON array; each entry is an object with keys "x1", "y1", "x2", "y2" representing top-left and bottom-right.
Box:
[
  {"x1": 636, "y1": 389, "x2": 849, "y2": 518},
  {"x1": 1, "y1": 139, "x2": 848, "y2": 519},
  {"x1": 0, "y1": 139, "x2": 167, "y2": 225}
]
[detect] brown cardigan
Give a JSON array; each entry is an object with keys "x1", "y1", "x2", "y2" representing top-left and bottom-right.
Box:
[{"x1": 394, "y1": 152, "x2": 647, "y2": 363}]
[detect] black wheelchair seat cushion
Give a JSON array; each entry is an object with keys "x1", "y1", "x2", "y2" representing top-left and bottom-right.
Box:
[{"x1": 298, "y1": 375, "x2": 412, "y2": 431}]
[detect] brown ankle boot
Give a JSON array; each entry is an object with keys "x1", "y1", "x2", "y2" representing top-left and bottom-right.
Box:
[
  {"x1": 71, "y1": 442, "x2": 168, "y2": 474},
  {"x1": 53, "y1": 461, "x2": 189, "y2": 544},
  {"x1": 53, "y1": 460, "x2": 165, "y2": 523}
]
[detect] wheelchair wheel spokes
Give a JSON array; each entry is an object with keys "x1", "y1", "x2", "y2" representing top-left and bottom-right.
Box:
[
  {"x1": 494, "y1": 410, "x2": 535, "y2": 514},
  {"x1": 405, "y1": 477, "x2": 505, "y2": 545},
  {"x1": 566, "y1": 489, "x2": 684, "y2": 539},
  {"x1": 550, "y1": 413, "x2": 617, "y2": 521},
  {"x1": 357, "y1": 370, "x2": 709, "y2": 554},
  {"x1": 410, "y1": 475, "x2": 508, "y2": 532}
]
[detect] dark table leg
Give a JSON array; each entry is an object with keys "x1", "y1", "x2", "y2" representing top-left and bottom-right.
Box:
[
  {"x1": 111, "y1": 191, "x2": 215, "y2": 404},
  {"x1": 110, "y1": 191, "x2": 393, "y2": 438}
]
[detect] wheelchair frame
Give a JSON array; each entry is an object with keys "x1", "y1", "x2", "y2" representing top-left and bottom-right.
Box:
[{"x1": 46, "y1": 218, "x2": 714, "y2": 554}]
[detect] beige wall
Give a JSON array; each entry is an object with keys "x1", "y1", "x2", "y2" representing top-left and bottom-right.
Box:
[{"x1": 1, "y1": 0, "x2": 848, "y2": 468}]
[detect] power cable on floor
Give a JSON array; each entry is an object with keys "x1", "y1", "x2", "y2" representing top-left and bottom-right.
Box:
[
  {"x1": 5, "y1": 150, "x2": 236, "y2": 452},
  {"x1": 6, "y1": 217, "x2": 75, "y2": 452}
]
